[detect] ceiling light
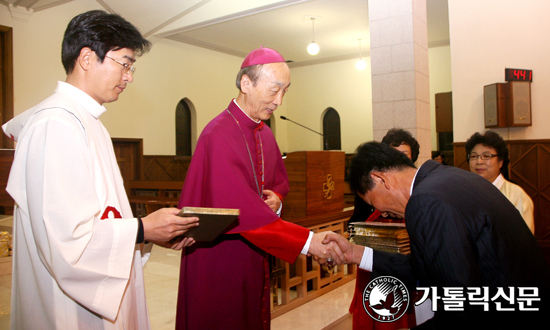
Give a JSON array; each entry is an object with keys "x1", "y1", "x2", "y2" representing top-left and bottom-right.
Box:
[
  {"x1": 307, "y1": 17, "x2": 319, "y2": 55},
  {"x1": 307, "y1": 42, "x2": 319, "y2": 56},
  {"x1": 356, "y1": 38, "x2": 366, "y2": 70}
]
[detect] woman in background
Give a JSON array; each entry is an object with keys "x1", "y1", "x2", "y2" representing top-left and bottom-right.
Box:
[{"x1": 465, "y1": 130, "x2": 534, "y2": 234}]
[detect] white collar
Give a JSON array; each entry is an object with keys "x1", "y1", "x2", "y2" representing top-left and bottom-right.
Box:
[
  {"x1": 232, "y1": 99, "x2": 261, "y2": 124},
  {"x1": 410, "y1": 164, "x2": 421, "y2": 196},
  {"x1": 56, "y1": 81, "x2": 107, "y2": 119},
  {"x1": 492, "y1": 173, "x2": 505, "y2": 188}
]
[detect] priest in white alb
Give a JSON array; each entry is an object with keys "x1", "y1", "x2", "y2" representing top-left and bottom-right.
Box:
[{"x1": 3, "y1": 10, "x2": 198, "y2": 330}]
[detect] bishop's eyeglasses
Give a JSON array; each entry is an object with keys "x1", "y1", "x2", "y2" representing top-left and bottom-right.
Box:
[
  {"x1": 467, "y1": 152, "x2": 499, "y2": 161},
  {"x1": 105, "y1": 55, "x2": 136, "y2": 75}
]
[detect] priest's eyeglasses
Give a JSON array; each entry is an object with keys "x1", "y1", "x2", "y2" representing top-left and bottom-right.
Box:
[
  {"x1": 467, "y1": 153, "x2": 499, "y2": 161},
  {"x1": 105, "y1": 55, "x2": 136, "y2": 75}
]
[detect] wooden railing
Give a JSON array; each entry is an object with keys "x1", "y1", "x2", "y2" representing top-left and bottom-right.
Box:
[
  {"x1": 124, "y1": 178, "x2": 357, "y2": 318},
  {"x1": 270, "y1": 209, "x2": 356, "y2": 318},
  {"x1": 125, "y1": 180, "x2": 183, "y2": 217}
]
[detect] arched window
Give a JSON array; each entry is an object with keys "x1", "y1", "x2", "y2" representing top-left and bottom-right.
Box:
[
  {"x1": 176, "y1": 99, "x2": 192, "y2": 156},
  {"x1": 322, "y1": 107, "x2": 341, "y2": 150}
]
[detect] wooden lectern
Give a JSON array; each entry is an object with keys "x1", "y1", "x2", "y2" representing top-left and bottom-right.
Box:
[{"x1": 282, "y1": 151, "x2": 345, "y2": 220}]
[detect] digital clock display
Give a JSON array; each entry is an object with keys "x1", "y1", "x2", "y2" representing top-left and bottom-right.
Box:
[{"x1": 505, "y1": 68, "x2": 532, "y2": 82}]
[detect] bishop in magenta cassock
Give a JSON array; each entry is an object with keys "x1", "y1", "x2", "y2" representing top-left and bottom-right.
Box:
[{"x1": 175, "y1": 47, "x2": 341, "y2": 329}]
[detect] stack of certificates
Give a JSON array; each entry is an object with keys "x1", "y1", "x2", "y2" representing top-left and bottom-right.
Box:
[{"x1": 348, "y1": 222, "x2": 410, "y2": 254}]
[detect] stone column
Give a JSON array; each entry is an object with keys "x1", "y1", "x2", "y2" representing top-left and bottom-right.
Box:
[{"x1": 369, "y1": 0, "x2": 431, "y2": 164}]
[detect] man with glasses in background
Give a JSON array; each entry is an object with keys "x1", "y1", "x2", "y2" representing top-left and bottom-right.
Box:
[
  {"x1": 465, "y1": 130, "x2": 534, "y2": 234},
  {"x1": 3, "y1": 10, "x2": 198, "y2": 329}
]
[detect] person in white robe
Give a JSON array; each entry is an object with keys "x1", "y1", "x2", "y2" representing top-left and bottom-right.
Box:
[
  {"x1": 465, "y1": 130, "x2": 534, "y2": 234},
  {"x1": 2, "y1": 10, "x2": 198, "y2": 330}
]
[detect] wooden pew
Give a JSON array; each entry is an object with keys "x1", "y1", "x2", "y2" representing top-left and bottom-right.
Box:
[{"x1": 125, "y1": 180, "x2": 184, "y2": 216}]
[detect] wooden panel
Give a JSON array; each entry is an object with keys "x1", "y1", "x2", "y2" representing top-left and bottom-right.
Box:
[
  {"x1": 435, "y1": 92, "x2": 453, "y2": 132},
  {"x1": 282, "y1": 152, "x2": 307, "y2": 219},
  {"x1": 112, "y1": 138, "x2": 143, "y2": 185},
  {"x1": 306, "y1": 151, "x2": 345, "y2": 217},
  {"x1": 143, "y1": 155, "x2": 191, "y2": 181},
  {"x1": 1, "y1": 26, "x2": 14, "y2": 149},
  {"x1": 0, "y1": 149, "x2": 14, "y2": 214},
  {"x1": 484, "y1": 83, "x2": 508, "y2": 128},
  {"x1": 452, "y1": 142, "x2": 469, "y2": 171},
  {"x1": 508, "y1": 140, "x2": 550, "y2": 241},
  {"x1": 283, "y1": 151, "x2": 345, "y2": 219}
]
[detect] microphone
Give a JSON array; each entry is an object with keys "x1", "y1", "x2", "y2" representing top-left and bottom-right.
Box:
[{"x1": 280, "y1": 116, "x2": 329, "y2": 150}]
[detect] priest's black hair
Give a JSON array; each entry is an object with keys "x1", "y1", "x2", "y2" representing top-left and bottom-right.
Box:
[{"x1": 61, "y1": 10, "x2": 151, "y2": 74}]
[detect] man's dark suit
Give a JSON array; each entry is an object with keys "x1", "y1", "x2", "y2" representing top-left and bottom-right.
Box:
[{"x1": 373, "y1": 160, "x2": 550, "y2": 329}]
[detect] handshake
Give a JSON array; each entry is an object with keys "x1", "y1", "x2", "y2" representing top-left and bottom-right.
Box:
[{"x1": 307, "y1": 231, "x2": 365, "y2": 267}]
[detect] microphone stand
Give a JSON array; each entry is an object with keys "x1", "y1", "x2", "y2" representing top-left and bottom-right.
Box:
[{"x1": 280, "y1": 116, "x2": 329, "y2": 150}]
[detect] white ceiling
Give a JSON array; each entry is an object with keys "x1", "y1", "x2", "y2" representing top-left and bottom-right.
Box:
[{"x1": 2, "y1": 0, "x2": 449, "y2": 68}]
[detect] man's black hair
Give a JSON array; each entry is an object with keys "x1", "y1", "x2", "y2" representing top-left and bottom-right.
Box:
[
  {"x1": 349, "y1": 141, "x2": 416, "y2": 195},
  {"x1": 62, "y1": 10, "x2": 151, "y2": 74}
]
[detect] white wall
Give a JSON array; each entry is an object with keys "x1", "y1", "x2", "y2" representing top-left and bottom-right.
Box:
[
  {"x1": 283, "y1": 59, "x2": 372, "y2": 154},
  {"x1": 2, "y1": 0, "x2": 454, "y2": 156},
  {"x1": 1, "y1": 1, "x2": 242, "y2": 155},
  {"x1": 104, "y1": 39, "x2": 241, "y2": 155},
  {"x1": 1, "y1": 0, "x2": 99, "y2": 112},
  {"x1": 449, "y1": 0, "x2": 550, "y2": 142}
]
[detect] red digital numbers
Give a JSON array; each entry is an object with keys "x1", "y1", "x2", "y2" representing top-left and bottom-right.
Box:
[
  {"x1": 515, "y1": 70, "x2": 524, "y2": 80},
  {"x1": 505, "y1": 68, "x2": 532, "y2": 82}
]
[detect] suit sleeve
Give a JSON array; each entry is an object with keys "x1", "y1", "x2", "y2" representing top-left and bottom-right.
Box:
[
  {"x1": 372, "y1": 250, "x2": 416, "y2": 288},
  {"x1": 241, "y1": 219, "x2": 310, "y2": 263}
]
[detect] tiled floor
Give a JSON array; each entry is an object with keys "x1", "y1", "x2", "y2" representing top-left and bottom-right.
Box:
[{"x1": 0, "y1": 215, "x2": 354, "y2": 329}]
